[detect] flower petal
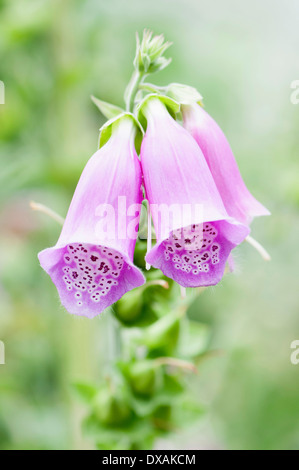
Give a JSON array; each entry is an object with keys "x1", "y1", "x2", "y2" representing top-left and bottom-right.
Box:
[{"x1": 182, "y1": 104, "x2": 270, "y2": 225}]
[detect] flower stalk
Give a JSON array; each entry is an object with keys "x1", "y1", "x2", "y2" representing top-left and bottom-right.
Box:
[{"x1": 125, "y1": 70, "x2": 145, "y2": 113}]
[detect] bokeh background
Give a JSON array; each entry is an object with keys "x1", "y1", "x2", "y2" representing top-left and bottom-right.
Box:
[{"x1": 0, "y1": 0, "x2": 299, "y2": 450}]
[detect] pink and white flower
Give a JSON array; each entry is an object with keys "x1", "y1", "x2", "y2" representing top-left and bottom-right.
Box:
[
  {"x1": 38, "y1": 116, "x2": 145, "y2": 318},
  {"x1": 140, "y1": 97, "x2": 249, "y2": 287}
]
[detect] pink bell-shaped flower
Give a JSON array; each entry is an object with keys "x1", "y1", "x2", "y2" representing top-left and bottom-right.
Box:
[
  {"x1": 39, "y1": 116, "x2": 145, "y2": 318},
  {"x1": 140, "y1": 97, "x2": 249, "y2": 287}
]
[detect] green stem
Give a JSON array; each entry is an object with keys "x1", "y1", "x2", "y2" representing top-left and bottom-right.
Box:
[{"x1": 125, "y1": 70, "x2": 145, "y2": 113}]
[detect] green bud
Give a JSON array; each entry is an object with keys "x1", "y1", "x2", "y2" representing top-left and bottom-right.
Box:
[
  {"x1": 153, "y1": 404, "x2": 172, "y2": 422},
  {"x1": 92, "y1": 386, "x2": 131, "y2": 426},
  {"x1": 114, "y1": 288, "x2": 143, "y2": 323},
  {"x1": 133, "y1": 239, "x2": 147, "y2": 269},
  {"x1": 133, "y1": 30, "x2": 172, "y2": 74},
  {"x1": 128, "y1": 360, "x2": 161, "y2": 396},
  {"x1": 141, "y1": 52, "x2": 151, "y2": 72}
]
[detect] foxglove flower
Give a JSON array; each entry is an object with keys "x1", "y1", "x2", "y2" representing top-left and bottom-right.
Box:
[
  {"x1": 140, "y1": 97, "x2": 249, "y2": 287},
  {"x1": 39, "y1": 116, "x2": 145, "y2": 318},
  {"x1": 182, "y1": 103, "x2": 270, "y2": 225}
]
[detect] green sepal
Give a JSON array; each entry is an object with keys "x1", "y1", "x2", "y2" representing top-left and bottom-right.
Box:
[
  {"x1": 165, "y1": 83, "x2": 203, "y2": 105},
  {"x1": 147, "y1": 57, "x2": 172, "y2": 74},
  {"x1": 98, "y1": 112, "x2": 144, "y2": 149},
  {"x1": 91, "y1": 95, "x2": 125, "y2": 120},
  {"x1": 137, "y1": 94, "x2": 180, "y2": 130}
]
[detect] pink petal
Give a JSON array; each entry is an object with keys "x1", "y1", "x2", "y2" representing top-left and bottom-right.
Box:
[{"x1": 182, "y1": 104, "x2": 270, "y2": 225}]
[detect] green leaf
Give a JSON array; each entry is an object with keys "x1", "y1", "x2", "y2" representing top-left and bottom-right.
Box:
[{"x1": 91, "y1": 95, "x2": 124, "y2": 120}]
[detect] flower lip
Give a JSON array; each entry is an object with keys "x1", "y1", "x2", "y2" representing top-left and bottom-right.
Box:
[
  {"x1": 145, "y1": 218, "x2": 249, "y2": 288},
  {"x1": 39, "y1": 242, "x2": 145, "y2": 318}
]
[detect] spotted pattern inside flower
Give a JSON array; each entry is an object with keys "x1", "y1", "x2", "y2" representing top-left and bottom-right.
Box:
[
  {"x1": 62, "y1": 244, "x2": 123, "y2": 307},
  {"x1": 162, "y1": 223, "x2": 220, "y2": 274}
]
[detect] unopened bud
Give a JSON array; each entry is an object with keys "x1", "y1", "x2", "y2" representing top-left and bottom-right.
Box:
[{"x1": 92, "y1": 386, "x2": 131, "y2": 426}]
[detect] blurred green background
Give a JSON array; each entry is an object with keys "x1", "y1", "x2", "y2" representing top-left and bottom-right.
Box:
[{"x1": 0, "y1": 0, "x2": 299, "y2": 450}]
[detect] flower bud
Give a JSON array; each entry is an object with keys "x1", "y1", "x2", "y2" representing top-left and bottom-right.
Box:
[
  {"x1": 133, "y1": 240, "x2": 147, "y2": 269},
  {"x1": 92, "y1": 386, "x2": 131, "y2": 426},
  {"x1": 114, "y1": 288, "x2": 143, "y2": 323},
  {"x1": 133, "y1": 30, "x2": 172, "y2": 74},
  {"x1": 128, "y1": 360, "x2": 162, "y2": 396}
]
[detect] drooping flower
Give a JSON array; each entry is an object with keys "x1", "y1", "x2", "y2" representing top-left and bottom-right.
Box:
[
  {"x1": 38, "y1": 116, "x2": 145, "y2": 318},
  {"x1": 139, "y1": 97, "x2": 249, "y2": 287},
  {"x1": 182, "y1": 103, "x2": 270, "y2": 226}
]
